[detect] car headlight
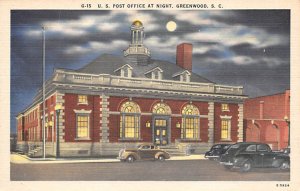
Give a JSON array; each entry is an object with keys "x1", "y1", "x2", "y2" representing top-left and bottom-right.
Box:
[{"x1": 233, "y1": 158, "x2": 238, "y2": 164}]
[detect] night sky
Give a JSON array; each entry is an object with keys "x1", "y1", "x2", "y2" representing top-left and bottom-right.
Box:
[{"x1": 10, "y1": 10, "x2": 290, "y2": 133}]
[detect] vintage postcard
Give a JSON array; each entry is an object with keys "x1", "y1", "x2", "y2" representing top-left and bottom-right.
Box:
[{"x1": 1, "y1": 0, "x2": 300, "y2": 191}]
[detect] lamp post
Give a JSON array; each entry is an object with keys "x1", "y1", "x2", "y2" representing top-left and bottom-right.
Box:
[
  {"x1": 55, "y1": 104, "x2": 62, "y2": 158},
  {"x1": 284, "y1": 116, "x2": 290, "y2": 147}
]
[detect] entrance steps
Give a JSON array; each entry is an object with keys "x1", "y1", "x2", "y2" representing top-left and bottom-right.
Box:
[
  {"x1": 28, "y1": 146, "x2": 42, "y2": 157},
  {"x1": 158, "y1": 145, "x2": 187, "y2": 156}
]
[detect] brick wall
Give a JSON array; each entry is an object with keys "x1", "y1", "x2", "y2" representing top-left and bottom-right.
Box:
[
  {"x1": 244, "y1": 90, "x2": 290, "y2": 119},
  {"x1": 214, "y1": 103, "x2": 239, "y2": 143},
  {"x1": 64, "y1": 93, "x2": 101, "y2": 142}
]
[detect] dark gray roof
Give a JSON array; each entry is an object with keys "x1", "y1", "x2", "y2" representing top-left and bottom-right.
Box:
[{"x1": 77, "y1": 54, "x2": 214, "y2": 84}]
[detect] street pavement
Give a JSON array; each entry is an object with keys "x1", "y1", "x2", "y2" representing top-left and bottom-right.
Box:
[{"x1": 10, "y1": 153, "x2": 289, "y2": 181}]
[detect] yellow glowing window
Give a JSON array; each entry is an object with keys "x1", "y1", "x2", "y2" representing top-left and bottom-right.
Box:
[
  {"x1": 77, "y1": 115, "x2": 89, "y2": 138},
  {"x1": 78, "y1": 95, "x2": 88, "y2": 104},
  {"x1": 221, "y1": 104, "x2": 229, "y2": 111},
  {"x1": 155, "y1": 119, "x2": 166, "y2": 127},
  {"x1": 181, "y1": 104, "x2": 200, "y2": 139},
  {"x1": 221, "y1": 119, "x2": 229, "y2": 140},
  {"x1": 120, "y1": 101, "x2": 140, "y2": 139},
  {"x1": 152, "y1": 103, "x2": 171, "y2": 115}
]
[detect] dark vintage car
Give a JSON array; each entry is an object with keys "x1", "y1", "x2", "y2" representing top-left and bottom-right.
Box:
[
  {"x1": 118, "y1": 144, "x2": 170, "y2": 162},
  {"x1": 205, "y1": 144, "x2": 231, "y2": 161},
  {"x1": 219, "y1": 142, "x2": 290, "y2": 172}
]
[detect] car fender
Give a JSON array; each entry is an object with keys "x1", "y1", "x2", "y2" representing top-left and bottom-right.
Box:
[
  {"x1": 155, "y1": 151, "x2": 170, "y2": 159},
  {"x1": 233, "y1": 156, "x2": 252, "y2": 167},
  {"x1": 123, "y1": 152, "x2": 140, "y2": 160},
  {"x1": 272, "y1": 158, "x2": 289, "y2": 168}
]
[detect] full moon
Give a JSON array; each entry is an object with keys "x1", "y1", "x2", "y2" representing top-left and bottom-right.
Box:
[{"x1": 166, "y1": 21, "x2": 177, "y2": 32}]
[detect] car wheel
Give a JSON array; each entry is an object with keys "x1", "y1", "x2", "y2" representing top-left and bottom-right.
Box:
[
  {"x1": 158, "y1": 155, "x2": 165, "y2": 161},
  {"x1": 240, "y1": 161, "x2": 252, "y2": 172},
  {"x1": 279, "y1": 161, "x2": 290, "y2": 170},
  {"x1": 126, "y1": 155, "x2": 135, "y2": 163}
]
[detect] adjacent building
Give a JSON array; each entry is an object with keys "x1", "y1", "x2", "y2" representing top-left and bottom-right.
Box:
[
  {"x1": 16, "y1": 20, "x2": 247, "y2": 157},
  {"x1": 244, "y1": 90, "x2": 290, "y2": 150}
]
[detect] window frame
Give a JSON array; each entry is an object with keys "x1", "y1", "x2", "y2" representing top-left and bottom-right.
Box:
[
  {"x1": 220, "y1": 115, "x2": 232, "y2": 141},
  {"x1": 181, "y1": 104, "x2": 200, "y2": 140},
  {"x1": 221, "y1": 103, "x2": 229, "y2": 111},
  {"x1": 78, "y1": 95, "x2": 88, "y2": 105},
  {"x1": 75, "y1": 114, "x2": 90, "y2": 140},
  {"x1": 119, "y1": 101, "x2": 141, "y2": 140}
]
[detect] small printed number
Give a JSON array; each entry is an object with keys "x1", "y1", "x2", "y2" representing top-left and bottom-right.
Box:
[{"x1": 276, "y1": 184, "x2": 289, "y2": 187}]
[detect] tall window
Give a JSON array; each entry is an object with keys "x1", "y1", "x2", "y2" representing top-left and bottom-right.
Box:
[
  {"x1": 181, "y1": 104, "x2": 200, "y2": 139},
  {"x1": 78, "y1": 95, "x2": 88, "y2": 104},
  {"x1": 120, "y1": 101, "x2": 140, "y2": 139},
  {"x1": 221, "y1": 119, "x2": 231, "y2": 140},
  {"x1": 76, "y1": 115, "x2": 89, "y2": 138}
]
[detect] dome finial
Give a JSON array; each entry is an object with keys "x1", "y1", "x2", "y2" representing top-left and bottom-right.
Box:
[{"x1": 132, "y1": 20, "x2": 143, "y2": 27}]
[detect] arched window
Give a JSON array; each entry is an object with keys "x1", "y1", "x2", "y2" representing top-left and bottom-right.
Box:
[
  {"x1": 120, "y1": 101, "x2": 141, "y2": 139},
  {"x1": 181, "y1": 104, "x2": 200, "y2": 139},
  {"x1": 152, "y1": 103, "x2": 171, "y2": 115}
]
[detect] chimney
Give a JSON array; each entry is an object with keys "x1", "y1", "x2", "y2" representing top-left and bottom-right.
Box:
[
  {"x1": 259, "y1": 101, "x2": 264, "y2": 119},
  {"x1": 176, "y1": 43, "x2": 192, "y2": 71}
]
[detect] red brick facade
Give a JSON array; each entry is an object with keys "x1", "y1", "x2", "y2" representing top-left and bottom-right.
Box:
[
  {"x1": 244, "y1": 90, "x2": 290, "y2": 150},
  {"x1": 17, "y1": 94, "x2": 242, "y2": 146}
]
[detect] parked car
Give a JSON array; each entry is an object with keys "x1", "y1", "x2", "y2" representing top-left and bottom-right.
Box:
[
  {"x1": 281, "y1": 147, "x2": 290, "y2": 156},
  {"x1": 219, "y1": 142, "x2": 290, "y2": 172},
  {"x1": 118, "y1": 144, "x2": 170, "y2": 162},
  {"x1": 205, "y1": 144, "x2": 231, "y2": 161}
]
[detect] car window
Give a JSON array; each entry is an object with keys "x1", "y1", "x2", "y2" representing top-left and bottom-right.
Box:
[
  {"x1": 223, "y1": 145, "x2": 230, "y2": 150},
  {"x1": 230, "y1": 144, "x2": 240, "y2": 149},
  {"x1": 141, "y1": 145, "x2": 150, "y2": 149},
  {"x1": 212, "y1": 145, "x2": 221, "y2": 149},
  {"x1": 257, "y1": 144, "x2": 270, "y2": 152},
  {"x1": 245, "y1": 145, "x2": 257, "y2": 152}
]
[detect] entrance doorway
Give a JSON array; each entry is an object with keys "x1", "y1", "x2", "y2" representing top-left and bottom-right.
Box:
[{"x1": 153, "y1": 118, "x2": 168, "y2": 146}]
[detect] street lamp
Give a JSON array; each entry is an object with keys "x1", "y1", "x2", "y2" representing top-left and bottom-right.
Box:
[
  {"x1": 55, "y1": 104, "x2": 62, "y2": 158},
  {"x1": 284, "y1": 116, "x2": 290, "y2": 147}
]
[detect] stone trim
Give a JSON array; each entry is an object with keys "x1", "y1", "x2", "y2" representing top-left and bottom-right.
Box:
[
  {"x1": 220, "y1": 115, "x2": 232, "y2": 119},
  {"x1": 74, "y1": 109, "x2": 92, "y2": 114},
  {"x1": 237, "y1": 104, "x2": 244, "y2": 142},
  {"x1": 208, "y1": 102, "x2": 214, "y2": 145},
  {"x1": 100, "y1": 94, "x2": 110, "y2": 143},
  {"x1": 56, "y1": 92, "x2": 65, "y2": 143}
]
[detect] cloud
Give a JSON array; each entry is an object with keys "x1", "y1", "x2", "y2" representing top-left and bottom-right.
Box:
[{"x1": 65, "y1": 40, "x2": 128, "y2": 55}]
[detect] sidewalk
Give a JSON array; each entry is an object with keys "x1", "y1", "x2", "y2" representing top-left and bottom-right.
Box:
[{"x1": 10, "y1": 153, "x2": 206, "y2": 164}]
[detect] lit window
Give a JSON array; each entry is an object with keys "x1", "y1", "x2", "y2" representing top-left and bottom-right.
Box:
[
  {"x1": 76, "y1": 115, "x2": 89, "y2": 138},
  {"x1": 221, "y1": 119, "x2": 231, "y2": 140},
  {"x1": 181, "y1": 104, "x2": 200, "y2": 139},
  {"x1": 120, "y1": 101, "x2": 140, "y2": 139},
  {"x1": 152, "y1": 103, "x2": 171, "y2": 115},
  {"x1": 78, "y1": 95, "x2": 88, "y2": 104},
  {"x1": 221, "y1": 104, "x2": 229, "y2": 111}
]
